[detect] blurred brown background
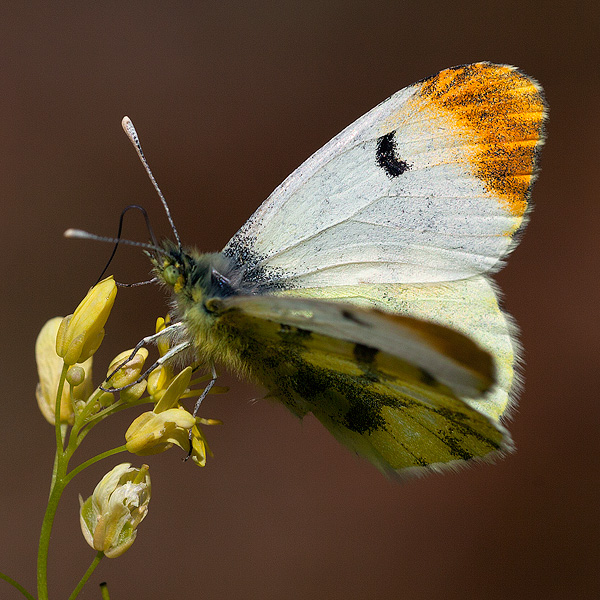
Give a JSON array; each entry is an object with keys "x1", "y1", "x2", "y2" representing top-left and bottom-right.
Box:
[{"x1": 1, "y1": 1, "x2": 598, "y2": 599}]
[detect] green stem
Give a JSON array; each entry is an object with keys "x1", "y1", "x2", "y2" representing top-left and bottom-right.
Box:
[
  {"x1": 48, "y1": 449, "x2": 60, "y2": 500},
  {"x1": 69, "y1": 394, "x2": 153, "y2": 452},
  {"x1": 37, "y1": 460, "x2": 67, "y2": 600},
  {"x1": 68, "y1": 387, "x2": 110, "y2": 445},
  {"x1": 38, "y1": 363, "x2": 72, "y2": 599},
  {"x1": 80, "y1": 394, "x2": 153, "y2": 431},
  {"x1": 54, "y1": 364, "x2": 69, "y2": 452},
  {"x1": 100, "y1": 581, "x2": 110, "y2": 600},
  {"x1": 68, "y1": 552, "x2": 104, "y2": 600},
  {"x1": 64, "y1": 445, "x2": 128, "y2": 485},
  {"x1": 0, "y1": 572, "x2": 36, "y2": 600}
]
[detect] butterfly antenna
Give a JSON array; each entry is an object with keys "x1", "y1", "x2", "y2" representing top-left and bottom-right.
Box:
[
  {"x1": 91, "y1": 204, "x2": 160, "y2": 284},
  {"x1": 65, "y1": 228, "x2": 166, "y2": 255},
  {"x1": 121, "y1": 116, "x2": 182, "y2": 249}
]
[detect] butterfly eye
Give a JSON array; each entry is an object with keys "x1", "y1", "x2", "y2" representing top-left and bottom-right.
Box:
[{"x1": 163, "y1": 265, "x2": 180, "y2": 286}]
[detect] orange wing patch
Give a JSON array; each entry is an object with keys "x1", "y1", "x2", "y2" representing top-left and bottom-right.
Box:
[
  {"x1": 374, "y1": 311, "x2": 495, "y2": 394},
  {"x1": 419, "y1": 62, "x2": 547, "y2": 217}
]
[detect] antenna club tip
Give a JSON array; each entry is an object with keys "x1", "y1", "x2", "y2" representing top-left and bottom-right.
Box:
[
  {"x1": 122, "y1": 116, "x2": 140, "y2": 147},
  {"x1": 122, "y1": 116, "x2": 137, "y2": 137},
  {"x1": 64, "y1": 228, "x2": 93, "y2": 240}
]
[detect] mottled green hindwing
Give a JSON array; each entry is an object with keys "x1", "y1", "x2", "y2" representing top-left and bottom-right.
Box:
[{"x1": 208, "y1": 297, "x2": 509, "y2": 477}]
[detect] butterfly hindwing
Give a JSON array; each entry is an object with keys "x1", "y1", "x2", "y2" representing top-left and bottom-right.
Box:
[
  {"x1": 275, "y1": 275, "x2": 519, "y2": 423},
  {"x1": 211, "y1": 294, "x2": 509, "y2": 476}
]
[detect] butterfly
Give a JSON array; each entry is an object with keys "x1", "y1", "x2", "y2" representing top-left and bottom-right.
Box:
[{"x1": 106, "y1": 62, "x2": 547, "y2": 478}]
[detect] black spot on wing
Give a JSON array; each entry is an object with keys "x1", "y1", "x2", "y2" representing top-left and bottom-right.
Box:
[
  {"x1": 376, "y1": 132, "x2": 411, "y2": 178},
  {"x1": 353, "y1": 343, "x2": 378, "y2": 365},
  {"x1": 344, "y1": 398, "x2": 387, "y2": 434},
  {"x1": 419, "y1": 368, "x2": 437, "y2": 387},
  {"x1": 278, "y1": 323, "x2": 312, "y2": 342},
  {"x1": 293, "y1": 363, "x2": 329, "y2": 402},
  {"x1": 341, "y1": 309, "x2": 371, "y2": 327},
  {"x1": 353, "y1": 344, "x2": 380, "y2": 383}
]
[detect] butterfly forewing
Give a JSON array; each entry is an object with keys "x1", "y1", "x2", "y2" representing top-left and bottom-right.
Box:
[
  {"x1": 224, "y1": 63, "x2": 546, "y2": 288},
  {"x1": 222, "y1": 295, "x2": 494, "y2": 397}
]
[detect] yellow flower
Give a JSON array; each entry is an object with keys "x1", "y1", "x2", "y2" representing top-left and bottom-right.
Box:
[
  {"x1": 79, "y1": 463, "x2": 151, "y2": 558},
  {"x1": 124, "y1": 408, "x2": 196, "y2": 455},
  {"x1": 125, "y1": 367, "x2": 213, "y2": 466},
  {"x1": 36, "y1": 317, "x2": 93, "y2": 425},
  {"x1": 146, "y1": 316, "x2": 174, "y2": 400},
  {"x1": 106, "y1": 348, "x2": 149, "y2": 402},
  {"x1": 56, "y1": 277, "x2": 117, "y2": 365}
]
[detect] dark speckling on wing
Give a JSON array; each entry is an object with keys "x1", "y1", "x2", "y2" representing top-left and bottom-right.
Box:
[
  {"x1": 222, "y1": 234, "x2": 291, "y2": 292},
  {"x1": 210, "y1": 307, "x2": 507, "y2": 475}
]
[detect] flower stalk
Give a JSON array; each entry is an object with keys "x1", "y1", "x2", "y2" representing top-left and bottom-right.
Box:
[{"x1": 0, "y1": 276, "x2": 227, "y2": 600}]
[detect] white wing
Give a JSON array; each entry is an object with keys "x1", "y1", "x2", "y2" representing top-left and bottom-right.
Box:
[{"x1": 223, "y1": 63, "x2": 546, "y2": 289}]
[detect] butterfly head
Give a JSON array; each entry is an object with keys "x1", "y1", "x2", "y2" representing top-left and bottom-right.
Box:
[{"x1": 152, "y1": 241, "x2": 240, "y2": 311}]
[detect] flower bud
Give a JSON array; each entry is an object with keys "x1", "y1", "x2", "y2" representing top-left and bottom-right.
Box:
[
  {"x1": 121, "y1": 381, "x2": 147, "y2": 404},
  {"x1": 125, "y1": 408, "x2": 196, "y2": 456},
  {"x1": 125, "y1": 367, "x2": 201, "y2": 458},
  {"x1": 147, "y1": 365, "x2": 169, "y2": 399},
  {"x1": 79, "y1": 463, "x2": 151, "y2": 558},
  {"x1": 66, "y1": 366, "x2": 85, "y2": 387},
  {"x1": 155, "y1": 316, "x2": 171, "y2": 356},
  {"x1": 145, "y1": 316, "x2": 174, "y2": 401},
  {"x1": 56, "y1": 277, "x2": 117, "y2": 365},
  {"x1": 97, "y1": 390, "x2": 116, "y2": 408},
  {"x1": 36, "y1": 317, "x2": 93, "y2": 425},
  {"x1": 106, "y1": 348, "x2": 149, "y2": 402}
]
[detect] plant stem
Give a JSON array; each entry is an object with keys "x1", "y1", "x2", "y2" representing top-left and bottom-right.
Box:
[
  {"x1": 37, "y1": 460, "x2": 67, "y2": 600},
  {"x1": 54, "y1": 364, "x2": 69, "y2": 452},
  {"x1": 0, "y1": 572, "x2": 36, "y2": 600},
  {"x1": 100, "y1": 581, "x2": 111, "y2": 600},
  {"x1": 38, "y1": 362, "x2": 72, "y2": 599},
  {"x1": 64, "y1": 445, "x2": 128, "y2": 485},
  {"x1": 77, "y1": 395, "x2": 153, "y2": 434},
  {"x1": 68, "y1": 552, "x2": 104, "y2": 600}
]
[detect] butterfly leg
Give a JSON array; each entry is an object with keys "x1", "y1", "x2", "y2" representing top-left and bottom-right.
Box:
[
  {"x1": 101, "y1": 339, "x2": 192, "y2": 392},
  {"x1": 103, "y1": 322, "x2": 186, "y2": 385},
  {"x1": 185, "y1": 364, "x2": 218, "y2": 460}
]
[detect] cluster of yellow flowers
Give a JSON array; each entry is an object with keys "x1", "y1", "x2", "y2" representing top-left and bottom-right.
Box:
[
  {"x1": 34, "y1": 277, "x2": 223, "y2": 558},
  {"x1": 124, "y1": 315, "x2": 222, "y2": 467}
]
